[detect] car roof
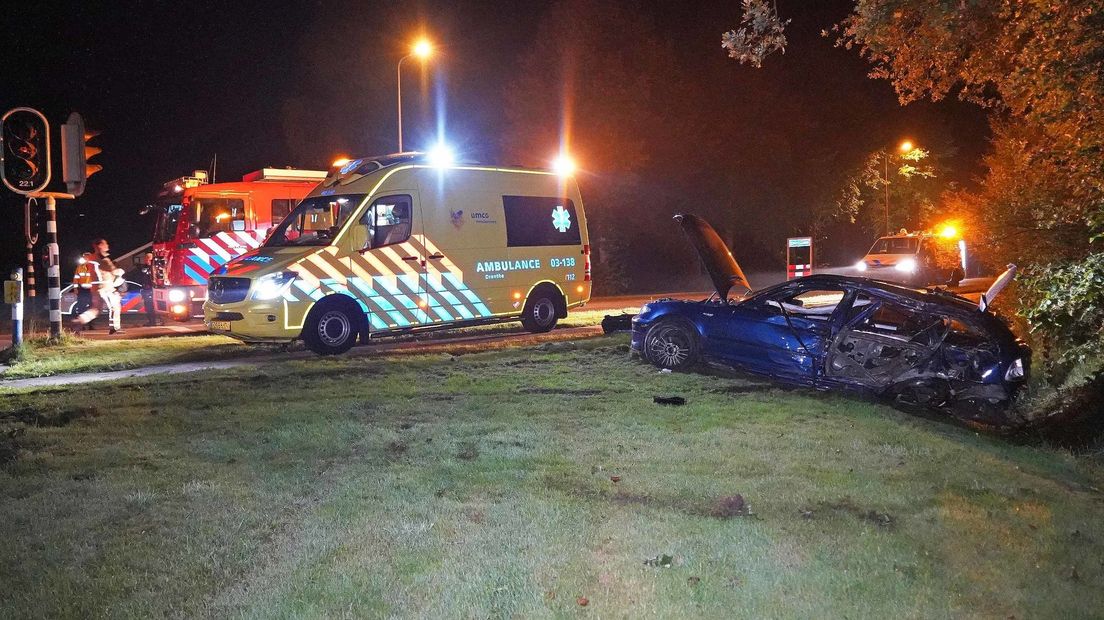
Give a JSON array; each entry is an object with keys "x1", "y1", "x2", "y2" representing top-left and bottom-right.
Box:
[{"x1": 769, "y1": 273, "x2": 976, "y2": 312}]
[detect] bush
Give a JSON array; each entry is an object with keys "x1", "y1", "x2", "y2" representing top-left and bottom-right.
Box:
[{"x1": 1019, "y1": 252, "x2": 1104, "y2": 367}]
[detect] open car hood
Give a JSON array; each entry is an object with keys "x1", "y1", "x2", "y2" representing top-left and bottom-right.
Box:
[{"x1": 674, "y1": 213, "x2": 751, "y2": 301}]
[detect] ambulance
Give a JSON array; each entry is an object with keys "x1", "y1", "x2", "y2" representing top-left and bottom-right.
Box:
[
  {"x1": 150, "y1": 168, "x2": 325, "y2": 320},
  {"x1": 203, "y1": 152, "x2": 592, "y2": 354}
]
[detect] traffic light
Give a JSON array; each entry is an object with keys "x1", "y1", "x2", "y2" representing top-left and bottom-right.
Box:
[
  {"x1": 1, "y1": 107, "x2": 51, "y2": 195},
  {"x1": 61, "y1": 112, "x2": 102, "y2": 197}
]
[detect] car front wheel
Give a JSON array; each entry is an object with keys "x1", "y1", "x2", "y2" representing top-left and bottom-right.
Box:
[
  {"x1": 643, "y1": 319, "x2": 700, "y2": 370},
  {"x1": 303, "y1": 296, "x2": 363, "y2": 355}
]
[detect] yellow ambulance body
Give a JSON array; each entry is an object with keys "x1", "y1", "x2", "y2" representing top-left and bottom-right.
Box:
[{"x1": 203, "y1": 154, "x2": 592, "y2": 354}]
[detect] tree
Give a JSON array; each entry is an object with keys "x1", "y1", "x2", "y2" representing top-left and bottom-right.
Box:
[{"x1": 833, "y1": 145, "x2": 947, "y2": 236}]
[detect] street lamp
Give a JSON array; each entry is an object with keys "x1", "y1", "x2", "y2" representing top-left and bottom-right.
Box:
[
  {"x1": 397, "y1": 39, "x2": 434, "y2": 153},
  {"x1": 883, "y1": 140, "x2": 916, "y2": 235}
]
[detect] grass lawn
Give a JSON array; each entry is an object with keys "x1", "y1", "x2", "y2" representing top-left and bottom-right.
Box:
[
  {"x1": 2, "y1": 335, "x2": 1103, "y2": 618},
  {"x1": 0, "y1": 308, "x2": 630, "y2": 380}
]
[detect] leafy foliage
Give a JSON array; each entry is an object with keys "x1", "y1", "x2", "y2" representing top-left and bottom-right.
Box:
[
  {"x1": 1019, "y1": 254, "x2": 1104, "y2": 364},
  {"x1": 832, "y1": 146, "x2": 946, "y2": 235},
  {"x1": 721, "y1": 0, "x2": 791, "y2": 68}
]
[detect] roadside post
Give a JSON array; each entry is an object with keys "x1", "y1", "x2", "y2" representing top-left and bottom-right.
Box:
[
  {"x1": 786, "y1": 236, "x2": 813, "y2": 280},
  {"x1": 5, "y1": 268, "x2": 24, "y2": 348}
]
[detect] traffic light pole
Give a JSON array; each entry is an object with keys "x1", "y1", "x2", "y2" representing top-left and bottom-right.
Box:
[
  {"x1": 32, "y1": 192, "x2": 74, "y2": 341},
  {"x1": 24, "y1": 197, "x2": 38, "y2": 303}
]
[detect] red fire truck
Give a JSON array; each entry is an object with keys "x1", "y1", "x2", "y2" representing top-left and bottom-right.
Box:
[{"x1": 150, "y1": 168, "x2": 325, "y2": 320}]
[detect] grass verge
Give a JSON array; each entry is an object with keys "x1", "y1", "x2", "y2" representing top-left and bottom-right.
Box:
[{"x1": 2, "y1": 335, "x2": 1102, "y2": 617}]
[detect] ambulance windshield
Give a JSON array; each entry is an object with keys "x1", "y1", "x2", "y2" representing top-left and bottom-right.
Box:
[{"x1": 265, "y1": 195, "x2": 365, "y2": 247}]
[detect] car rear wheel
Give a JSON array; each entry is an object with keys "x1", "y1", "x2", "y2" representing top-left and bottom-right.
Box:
[
  {"x1": 643, "y1": 319, "x2": 700, "y2": 370},
  {"x1": 521, "y1": 286, "x2": 561, "y2": 333},
  {"x1": 303, "y1": 296, "x2": 364, "y2": 355}
]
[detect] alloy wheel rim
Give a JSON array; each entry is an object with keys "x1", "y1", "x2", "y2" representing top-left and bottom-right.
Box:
[{"x1": 650, "y1": 328, "x2": 689, "y2": 366}]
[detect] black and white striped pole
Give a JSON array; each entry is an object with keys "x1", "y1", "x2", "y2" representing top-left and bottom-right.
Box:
[
  {"x1": 45, "y1": 195, "x2": 62, "y2": 339},
  {"x1": 5, "y1": 268, "x2": 23, "y2": 349},
  {"x1": 28, "y1": 192, "x2": 73, "y2": 341}
]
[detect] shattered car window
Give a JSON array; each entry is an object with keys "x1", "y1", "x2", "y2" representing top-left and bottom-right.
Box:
[{"x1": 777, "y1": 289, "x2": 845, "y2": 320}]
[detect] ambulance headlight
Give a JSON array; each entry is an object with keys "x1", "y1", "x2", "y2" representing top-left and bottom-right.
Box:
[
  {"x1": 252, "y1": 271, "x2": 298, "y2": 300},
  {"x1": 167, "y1": 289, "x2": 187, "y2": 303},
  {"x1": 855, "y1": 261, "x2": 867, "y2": 272},
  {"x1": 895, "y1": 258, "x2": 918, "y2": 274}
]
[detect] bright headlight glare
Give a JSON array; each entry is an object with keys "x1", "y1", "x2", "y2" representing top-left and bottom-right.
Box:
[
  {"x1": 640, "y1": 303, "x2": 652, "y2": 314},
  {"x1": 855, "y1": 261, "x2": 867, "y2": 272},
  {"x1": 895, "y1": 258, "x2": 918, "y2": 273},
  {"x1": 168, "y1": 289, "x2": 187, "y2": 303},
  {"x1": 1005, "y1": 358, "x2": 1025, "y2": 381},
  {"x1": 251, "y1": 272, "x2": 298, "y2": 300}
]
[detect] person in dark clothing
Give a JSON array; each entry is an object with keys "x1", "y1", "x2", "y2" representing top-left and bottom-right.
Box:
[{"x1": 134, "y1": 252, "x2": 159, "y2": 327}]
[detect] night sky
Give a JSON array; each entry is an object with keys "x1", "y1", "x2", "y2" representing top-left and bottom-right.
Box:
[{"x1": 2, "y1": 0, "x2": 989, "y2": 285}]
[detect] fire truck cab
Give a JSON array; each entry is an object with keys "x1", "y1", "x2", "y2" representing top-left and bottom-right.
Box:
[{"x1": 151, "y1": 168, "x2": 325, "y2": 320}]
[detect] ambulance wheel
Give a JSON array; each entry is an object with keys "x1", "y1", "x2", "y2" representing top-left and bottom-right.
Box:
[
  {"x1": 303, "y1": 296, "x2": 363, "y2": 355},
  {"x1": 521, "y1": 286, "x2": 562, "y2": 333}
]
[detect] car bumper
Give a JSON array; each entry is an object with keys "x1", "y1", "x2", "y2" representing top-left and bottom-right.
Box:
[{"x1": 203, "y1": 299, "x2": 300, "y2": 342}]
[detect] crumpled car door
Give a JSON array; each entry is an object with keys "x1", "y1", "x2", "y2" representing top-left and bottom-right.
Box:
[{"x1": 824, "y1": 298, "x2": 944, "y2": 390}]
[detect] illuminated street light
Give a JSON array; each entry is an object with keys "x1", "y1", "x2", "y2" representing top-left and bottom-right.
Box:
[
  {"x1": 397, "y1": 39, "x2": 435, "y2": 153},
  {"x1": 884, "y1": 139, "x2": 919, "y2": 235}
]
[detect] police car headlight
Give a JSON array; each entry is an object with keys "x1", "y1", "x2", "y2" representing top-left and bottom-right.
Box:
[
  {"x1": 895, "y1": 258, "x2": 918, "y2": 273},
  {"x1": 1004, "y1": 357, "x2": 1025, "y2": 381},
  {"x1": 855, "y1": 261, "x2": 867, "y2": 272},
  {"x1": 251, "y1": 271, "x2": 298, "y2": 300},
  {"x1": 167, "y1": 289, "x2": 187, "y2": 303}
]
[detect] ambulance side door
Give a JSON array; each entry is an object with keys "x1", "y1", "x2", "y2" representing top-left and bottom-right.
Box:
[{"x1": 347, "y1": 191, "x2": 429, "y2": 329}]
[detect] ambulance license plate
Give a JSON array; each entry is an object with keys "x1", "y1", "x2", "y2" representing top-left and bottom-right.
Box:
[{"x1": 209, "y1": 320, "x2": 232, "y2": 331}]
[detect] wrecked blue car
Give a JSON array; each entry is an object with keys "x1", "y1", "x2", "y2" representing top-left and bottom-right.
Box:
[{"x1": 631, "y1": 214, "x2": 1030, "y2": 427}]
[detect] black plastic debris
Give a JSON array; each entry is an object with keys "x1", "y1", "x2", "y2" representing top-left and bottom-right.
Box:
[
  {"x1": 601, "y1": 313, "x2": 636, "y2": 334},
  {"x1": 653, "y1": 395, "x2": 686, "y2": 406}
]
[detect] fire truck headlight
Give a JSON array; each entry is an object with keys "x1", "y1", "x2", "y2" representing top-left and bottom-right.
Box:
[
  {"x1": 252, "y1": 271, "x2": 298, "y2": 300},
  {"x1": 855, "y1": 261, "x2": 867, "y2": 272},
  {"x1": 168, "y1": 289, "x2": 187, "y2": 303},
  {"x1": 895, "y1": 258, "x2": 918, "y2": 274}
]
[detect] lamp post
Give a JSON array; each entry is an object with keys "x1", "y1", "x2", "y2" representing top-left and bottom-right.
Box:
[
  {"x1": 397, "y1": 39, "x2": 433, "y2": 153},
  {"x1": 884, "y1": 140, "x2": 915, "y2": 235}
]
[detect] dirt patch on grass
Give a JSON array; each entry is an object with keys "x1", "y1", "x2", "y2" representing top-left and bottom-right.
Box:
[
  {"x1": 802, "y1": 497, "x2": 896, "y2": 529},
  {"x1": 1, "y1": 405, "x2": 102, "y2": 427},
  {"x1": 518, "y1": 387, "x2": 602, "y2": 396},
  {"x1": 0, "y1": 429, "x2": 23, "y2": 465},
  {"x1": 456, "y1": 443, "x2": 480, "y2": 461}
]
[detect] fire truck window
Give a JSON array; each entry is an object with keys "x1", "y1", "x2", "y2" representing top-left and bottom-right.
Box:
[
  {"x1": 271, "y1": 199, "x2": 294, "y2": 224},
  {"x1": 362, "y1": 195, "x2": 413, "y2": 248},
  {"x1": 192, "y1": 198, "x2": 246, "y2": 237},
  {"x1": 154, "y1": 203, "x2": 184, "y2": 242}
]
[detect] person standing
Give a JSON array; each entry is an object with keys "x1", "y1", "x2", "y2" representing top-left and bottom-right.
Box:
[
  {"x1": 94, "y1": 239, "x2": 126, "y2": 335},
  {"x1": 71, "y1": 242, "x2": 104, "y2": 334},
  {"x1": 135, "y1": 251, "x2": 159, "y2": 327}
]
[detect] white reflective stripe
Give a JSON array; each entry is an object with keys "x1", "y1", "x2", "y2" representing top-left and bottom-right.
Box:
[
  {"x1": 216, "y1": 232, "x2": 245, "y2": 251},
  {"x1": 199, "y1": 237, "x2": 233, "y2": 261},
  {"x1": 48, "y1": 288, "x2": 61, "y2": 299},
  {"x1": 46, "y1": 220, "x2": 56, "y2": 233},
  {"x1": 50, "y1": 309, "x2": 61, "y2": 322},
  {"x1": 12, "y1": 304, "x2": 23, "y2": 321},
  {"x1": 48, "y1": 266, "x2": 60, "y2": 278},
  {"x1": 190, "y1": 247, "x2": 213, "y2": 269},
  {"x1": 237, "y1": 231, "x2": 260, "y2": 248}
]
